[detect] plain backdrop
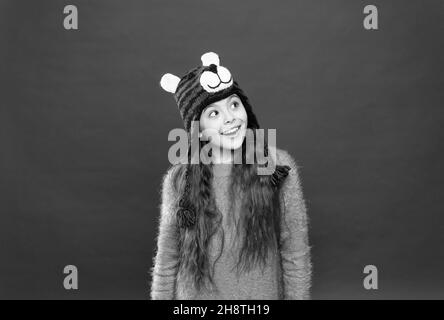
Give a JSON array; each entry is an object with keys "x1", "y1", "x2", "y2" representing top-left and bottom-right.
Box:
[{"x1": 0, "y1": 0, "x2": 443, "y2": 299}]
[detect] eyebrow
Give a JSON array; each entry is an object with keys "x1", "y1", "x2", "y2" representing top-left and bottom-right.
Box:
[
  {"x1": 204, "y1": 95, "x2": 239, "y2": 112},
  {"x1": 228, "y1": 94, "x2": 239, "y2": 102}
]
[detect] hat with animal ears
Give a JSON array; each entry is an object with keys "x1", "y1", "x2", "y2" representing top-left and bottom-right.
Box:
[{"x1": 160, "y1": 52, "x2": 259, "y2": 132}]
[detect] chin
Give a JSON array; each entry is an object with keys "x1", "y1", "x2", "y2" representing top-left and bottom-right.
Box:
[{"x1": 220, "y1": 134, "x2": 246, "y2": 151}]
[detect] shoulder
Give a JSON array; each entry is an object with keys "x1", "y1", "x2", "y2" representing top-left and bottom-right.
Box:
[
  {"x1": 270, "y1": 147, "x2": 304, "y2": 192},
  {"x1": 274, "y1": 148, "x2": 298, "y2": 169},
  {"x1": 268, "y1": 146, "x2": 300, "y2": 174},
  {"x1": 160, "y1": 164, "x2": 187, "y2": 210},
  {"x1": 161, "y1": 164, "x2": 186, "y2": 194}
]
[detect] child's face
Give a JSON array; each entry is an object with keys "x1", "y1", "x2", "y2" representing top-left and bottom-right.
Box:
[{"x1": 199, "y1": 94, "x2": 248, "y2": 151}]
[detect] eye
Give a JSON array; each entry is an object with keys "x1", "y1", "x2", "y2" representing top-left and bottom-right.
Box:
[
  {"x1": 208, "y1": 110, "x2": 219, "y2": 118},
  {"x1": 231, "y1": 101, "x2": 239, "y2": 109}
]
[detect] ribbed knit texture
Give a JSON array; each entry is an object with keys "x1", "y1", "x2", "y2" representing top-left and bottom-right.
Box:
[
  {"x1": 174, "y1": 75, "x2": 258, "y2": 131},
  {"x1": 150, "y1": 148, "x2": 312, "y2": 300}
]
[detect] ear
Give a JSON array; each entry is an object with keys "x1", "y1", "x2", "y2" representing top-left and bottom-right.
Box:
[
  {"x1": 160, "y1": 73, "x2": 181, "y2": 94},
  {"x1": 201, "y1": 52, "x2": 220, "y2": 66}
]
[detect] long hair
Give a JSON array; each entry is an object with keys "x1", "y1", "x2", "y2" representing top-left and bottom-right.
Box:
[{"x1": 171, "y1": 93, "x2": 286, "y2": 293}]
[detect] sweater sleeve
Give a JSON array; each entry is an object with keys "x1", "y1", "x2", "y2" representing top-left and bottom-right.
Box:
[
  {"x1": 277, "y1": 150, "x2": 312, "y2": 300},
  {"x1": 150, "y1": 167, "x2": 180, "y2": 300}
]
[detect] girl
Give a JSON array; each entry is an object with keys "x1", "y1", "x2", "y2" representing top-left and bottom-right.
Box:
[{"x1": 151, "y1": 52, "x2": 312, "y2": 300}]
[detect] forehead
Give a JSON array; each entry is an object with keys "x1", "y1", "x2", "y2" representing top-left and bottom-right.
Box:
[{"x1": 206, "y1": 94, "x2": 239, "y2": 108}]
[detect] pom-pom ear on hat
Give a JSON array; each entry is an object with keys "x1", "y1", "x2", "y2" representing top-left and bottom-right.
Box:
[
  {"x1": 201, "y1": 52, "x2": 220, "y2": 66},
  {"x1": 160, "y1": 73, "x2": 180, "y2": 93}
]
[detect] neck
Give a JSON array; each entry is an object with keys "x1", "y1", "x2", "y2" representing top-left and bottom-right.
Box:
[{"x1": 211, "y1": 147, "x2": 233, "y2": 164}]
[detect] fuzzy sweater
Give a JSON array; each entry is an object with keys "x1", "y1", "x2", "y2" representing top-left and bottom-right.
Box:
[{"x1": 150, "y1": 148, "x2": 312, "y2": 300}]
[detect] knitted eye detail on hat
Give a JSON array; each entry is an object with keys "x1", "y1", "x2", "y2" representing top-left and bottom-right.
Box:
[{"x1": 159, "y1": 52, "x2": 233, "y2": 94}]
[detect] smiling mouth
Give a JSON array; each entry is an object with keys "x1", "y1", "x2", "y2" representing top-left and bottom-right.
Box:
[
  {"x1": 207, "y1": 76, "x2": 233, "y2": 89},
  {"x1": 220, "y1": 124, "x2": 242, "y2": 136}
]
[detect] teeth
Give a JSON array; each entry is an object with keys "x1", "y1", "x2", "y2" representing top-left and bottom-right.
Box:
[{"x1": 223, "y1": 126, "x2": 240, "y2": 135}]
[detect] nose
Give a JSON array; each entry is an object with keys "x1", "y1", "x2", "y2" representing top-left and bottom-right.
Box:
[
  {"x1": 223, "y1": 107, "x2": 235, "y2": 124},
  {"x1": 208, "y1": 64, "x2": 218, "y2": 74}
]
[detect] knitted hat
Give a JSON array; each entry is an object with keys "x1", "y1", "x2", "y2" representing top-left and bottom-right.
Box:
[{"x1": 160, "y1": 52, "x2": 259, "y2": 131}]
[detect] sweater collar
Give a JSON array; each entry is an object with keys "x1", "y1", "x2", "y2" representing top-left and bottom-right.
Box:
[{"x1": 212, "y1": 163, "x2": 233, "y2": 177}]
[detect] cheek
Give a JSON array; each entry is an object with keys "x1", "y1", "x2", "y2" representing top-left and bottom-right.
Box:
[
  {"x1": 237, "y1": 106, "x2": 248, "y2": 122},
  {"x1": 200, "y1": 117, "x2": 222, "y2": 137}
]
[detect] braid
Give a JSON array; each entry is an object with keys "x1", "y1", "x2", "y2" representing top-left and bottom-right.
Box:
[{"x1": 177, "y1": 164, "x2": 197, "y2": 229}]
